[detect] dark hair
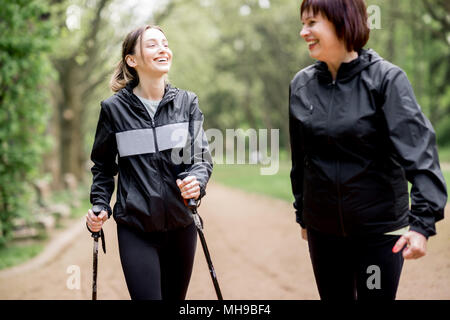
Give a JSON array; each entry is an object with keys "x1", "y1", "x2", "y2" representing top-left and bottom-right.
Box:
[
  {"x1": 110, "y1": 25, "x2": 166, "y2": 92},
  {"x1": 300, "y1": 0, "x2": 370, "y2": 52}
]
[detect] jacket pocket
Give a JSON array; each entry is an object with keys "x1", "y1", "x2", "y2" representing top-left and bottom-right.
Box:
[
  {"x1": 293, "y1": 88, "x2": 315, "y2": 121},
  {"x1": 389, "y1": 167, "x2": 409, "y2": 219},
  {"x1": 124, "y1": 180, "x2": 150, "y2": 217}
]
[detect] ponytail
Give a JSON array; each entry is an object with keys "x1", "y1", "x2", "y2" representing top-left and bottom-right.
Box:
[{"x1": 110, "y1": 59, "x2": 138, "y2": 92}]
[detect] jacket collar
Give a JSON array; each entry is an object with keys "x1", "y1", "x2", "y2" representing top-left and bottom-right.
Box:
[
  {"x1": 314, "y1": 48, "x2": 383, "y2": 83},
  {"x1": 120, "y1": 80, "x2": 179, "y2": 108}
]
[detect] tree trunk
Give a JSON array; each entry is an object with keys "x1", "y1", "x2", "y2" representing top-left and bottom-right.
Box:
[{"x1": 58, "y1": 61, "x2": 86, "y2": 184}]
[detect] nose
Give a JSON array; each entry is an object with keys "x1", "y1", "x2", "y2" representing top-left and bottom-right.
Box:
[
  {"x1": 156, "y1": 45, "x2": 170, "y2": 57},
  {"x1": 300, "y1": 25, "x2": 309, "y2": 39},
  {"x1": 156, "y1": 43, "x2": 167, "y2": 51}
]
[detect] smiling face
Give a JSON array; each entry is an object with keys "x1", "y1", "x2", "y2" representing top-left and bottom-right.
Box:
[
  {"x1": 126, "y1": 27, "x2": 172, "y2": 77},
  {"x1": 300, "y1": 10, "x2": 347, "y2": 63}
]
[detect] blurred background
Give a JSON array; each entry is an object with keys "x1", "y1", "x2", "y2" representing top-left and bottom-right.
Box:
[{"x1": 0, "y1": 0, "x2": 449, "y2": 282}]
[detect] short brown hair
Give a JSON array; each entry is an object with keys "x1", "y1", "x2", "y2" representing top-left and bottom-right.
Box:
[
  {"x1": 300, "y1": 0, "x2": 370, "y2": 52},
  {"x1": 110, "y1": 25, "x2": 165, "y2": 92}
]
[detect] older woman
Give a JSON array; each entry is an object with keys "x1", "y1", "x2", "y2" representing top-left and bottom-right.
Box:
[{"x1": 289, "y1": 0, "x2": 447, "y2": 300}]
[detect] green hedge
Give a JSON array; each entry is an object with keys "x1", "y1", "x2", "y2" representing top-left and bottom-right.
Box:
[{"x1": 0, "y1": 0, "x2": 55, "y2": 246}]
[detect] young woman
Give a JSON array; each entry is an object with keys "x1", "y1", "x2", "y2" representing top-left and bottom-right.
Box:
[
  {"x1": 86, "y1": 25, "x2": 213, "y2": 300},
  {"x1": 289, "y1": 0, "x2": 447, "y2": 300}
]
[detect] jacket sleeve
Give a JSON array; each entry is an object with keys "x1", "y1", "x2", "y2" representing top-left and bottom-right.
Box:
[
  {"x1": 380, "y1": 67, "x2": 447, "y2": 238},
  {"x1": 90, "y1": 101, "x2": 119, "y2": 218},
  {"x1": 289, "y1": 84, "x2": 306, "y2": 228},
  {"x1": 186, "y1": 94, "x2": 213, "y2": 199}
]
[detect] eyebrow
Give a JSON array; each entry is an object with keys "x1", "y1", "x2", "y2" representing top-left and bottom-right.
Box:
[
  {"x1": 144, "y1": 38, "x2": 168, "y2": 42},
  {"x1": 301, "y1": 15, "x2": 316, "y2": 24}
]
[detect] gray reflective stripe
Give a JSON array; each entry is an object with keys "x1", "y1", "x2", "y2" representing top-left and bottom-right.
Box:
[
  {"x1": 115, "y1": 122, "x2": 190, "y2": 157},
  {"x1": 192, "y1": 120, "x2": 207, "y2": 146},
  {"x1": 156, "y1": 122, "x2": 189, "y2": 151},
  {"x1": 192, "y1": 120, "x2": 212, "y2": 163},
  {"x1": 115, "y1": 129, "x2": 156, "y2": 157}
]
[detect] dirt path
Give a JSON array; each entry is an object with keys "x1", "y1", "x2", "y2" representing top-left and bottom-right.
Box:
[{"x1": 0, "y1": 182, "x2": 449, "y2": 299}]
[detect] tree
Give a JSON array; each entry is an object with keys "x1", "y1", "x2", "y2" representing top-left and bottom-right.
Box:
[
  {"x1": 0, "y1": 0, "x2": 55, "y2": 245},
  {"x1": 420, "y1": 0, "x2": 450, "y2": 145},
  {"x1": 47, "y1": 0, "x2": 115, "y2": 188}
]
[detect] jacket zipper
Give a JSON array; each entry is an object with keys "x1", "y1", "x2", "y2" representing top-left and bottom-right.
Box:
[
  {"x1": 327, "y1": 80, "x2": 347, "y2": 236},
  {"x1": 326, "y1": 80, "x2": 336, "y2": 142},
  {"x1": 130, "y1": 90, "x2": 176, "y2": 232},
  {"x1": 134, "y1": 93, "x2": 170, "y2": 232},
  {"x1": 150, "y1": 117, "x2": 169, "y2": 232},
  {"x1": 150, "y1": 118, "x2": 158, "y2": 150},
  {"x1": 336, "y1": 160, "x2": 347, "y2": 236}
]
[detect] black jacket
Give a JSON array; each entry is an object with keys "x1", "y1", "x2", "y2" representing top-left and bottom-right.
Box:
[
  {"x1": 90, "y1": 82, "x2": 213, "y2": 232},
  {"x1": 289, "y1": 49, "x2": 447, "y2": 238}
]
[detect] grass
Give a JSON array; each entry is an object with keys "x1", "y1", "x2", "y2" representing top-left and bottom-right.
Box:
[
  {"x1": 443, "y1": 171, "x2": 450, "y2": 192},
  {"x1": 437, "y1": 145, "x2": 449, "y2": 193},
  {"x1": 438, "y1": 146, "x2": 450, "y2": 163},
  {"x1": 211, "y1": 161, "x2": 450, "y2": 204},
  {"x1": 210, "y1": 161, "x2": 294, "y2": 203},
  {"x1": 0, "y1": 243, "x2": 44, "y2": 270}
]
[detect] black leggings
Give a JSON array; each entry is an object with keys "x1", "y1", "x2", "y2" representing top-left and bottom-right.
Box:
[
  {"x1": 306, "y1": 227, "x2": 404, "y2": 300},
  {"x1": 117, "y1": 222, "x2": 197, "y2": 300}
]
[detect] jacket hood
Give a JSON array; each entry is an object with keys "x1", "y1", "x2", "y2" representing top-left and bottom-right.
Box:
[{"x1": 314, "y1": 48, "x2": 383, "y2": 83}]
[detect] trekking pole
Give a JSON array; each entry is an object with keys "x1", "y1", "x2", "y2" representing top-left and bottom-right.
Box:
[
  {"x1": 90, "y1": 205, "x2": 106, "y2": 300},
  {"x1": 178, "y1": 172, "x2": 223, "y2": 300}
]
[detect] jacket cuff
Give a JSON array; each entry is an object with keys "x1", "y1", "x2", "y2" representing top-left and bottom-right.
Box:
[
  {"x1": 296, "y1": 212, "x2": 306, "y2": 229},
  {"x1": 409, "y1": 214, "x2": 436, "y2": 239},
  {"x1": 199, "y1": 184, "x2": 206, "y2": 199},
  {"x1": 93, "y1": 203, "x2": 112, "y2": 219}
]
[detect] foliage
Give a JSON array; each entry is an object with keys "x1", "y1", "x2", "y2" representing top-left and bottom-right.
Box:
[
  {"x1": 162, "y1": 0, "x2": 450, "y2": 149},
  {"x1": 164, "y1": 0, "x2": 309, "y2": 148},
  {"x1": 366, "y1": 0, "x2": 450, "y2": 142},
  {"x1": 0, "y1": 0, "x2": 55, "y2": 246}
]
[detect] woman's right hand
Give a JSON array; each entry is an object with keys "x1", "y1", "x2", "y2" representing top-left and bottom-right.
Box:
[
  {"x1": 301, "y1": 227, "x2": 308, "y2": 241},
  {"x1": 86, "y1": 208, "x2": 108, "y2": 233}
]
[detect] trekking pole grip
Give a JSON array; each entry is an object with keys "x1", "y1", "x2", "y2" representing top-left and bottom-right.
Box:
[
  {"x1": 91, "y1": 205, "x2": 103, "y2": 239},
  {"x1": 177, "y1": 172, "x2": 197, "y2": 209},
  {"x1": 91, "y1": 204, "x2": 106, "y2": 253}
]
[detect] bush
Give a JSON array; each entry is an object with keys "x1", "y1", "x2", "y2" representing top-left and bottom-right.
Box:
[{"x1": 0, "y1": 0, "x2": 55, "y2": 247}]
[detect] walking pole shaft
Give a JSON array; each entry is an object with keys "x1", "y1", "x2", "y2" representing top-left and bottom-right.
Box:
[
  {"x1": 92, "y1": 235, "x2": 99, "y2": 300},
  {"x1": 91, "y1": 205, "x2": 103, "y2": 301},
  {"x1": 197, "y1": 228, "x2": 223, "y2": 300},
  {"x1": 193, "y1": 209, "x2": 223, "y2": 300},
  {"x1": 177, "y1": 172, "x2": 223, "y2": 300}
]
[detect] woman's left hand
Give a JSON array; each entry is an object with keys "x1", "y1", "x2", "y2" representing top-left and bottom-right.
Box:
[
  {"x1": 176, "y1": 175, "x2": 200, "y2": 200},
  {"x1": 392, "y1": 231, "x2": 427, "y2": 259}
]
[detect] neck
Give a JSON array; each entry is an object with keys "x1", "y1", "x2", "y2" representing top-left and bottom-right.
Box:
[
  {"x1": 326, "y1": 50, "x2": 358, "y2": 80},
  {"x1": 134, "y1": 73, "x2": 166, "y2": 100}
]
